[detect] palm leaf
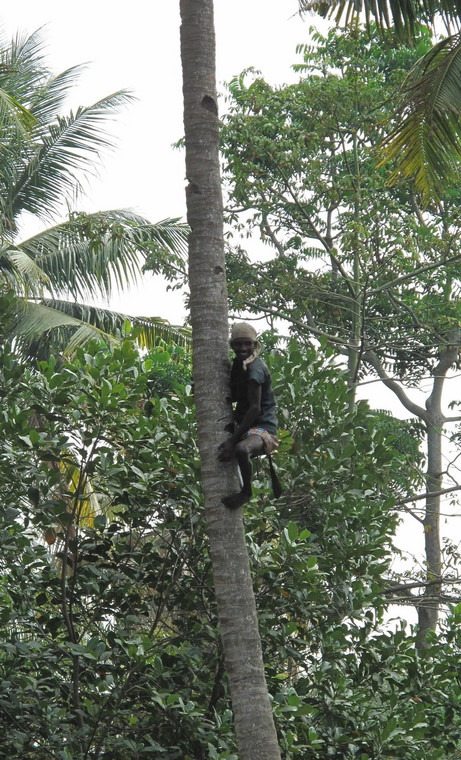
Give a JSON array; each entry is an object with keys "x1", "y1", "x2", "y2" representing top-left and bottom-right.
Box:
[
  {"x1": 8, "y1": 89, "x2": 134, "y2": 223},
  {"x1": 297, "y1": 0, "x2": 461, "y2": 36},
  {"x1": 0, "y1": 29, "x2": 83, "y2": 117},
  {"x1": 4, "y1": 247, "x2": 50, "y2": 295},
  {"x1": 0, "y1": 29, "x2": 191, "y2": 358},
  {"x1": 8, "y1": 297, "x2": 190, "y2": 357},
  {"x1": 28, "y1": 66, "x2": 87, "y2": 126},
  {"x1": 17, "y1": 211, "x2": 188, "y2": 300},
  {"x1": 379, "y1": 33, "x2": 461, "y2": 203},
  {"x1": 298, "y1": 0, "x2": 418, "y2": 38},
  {"x1": 11, "y1": 298, "x2": 103, "y2": 341},
  {"x1": 0, "y1": 29, "x2": 48, "y2": 100},
  {"x1": 0, "y1": 86, "x2": 35, "y2": 136},
  {"x1": 43, "y1": 299, "x2": 191, "y2": 352}
]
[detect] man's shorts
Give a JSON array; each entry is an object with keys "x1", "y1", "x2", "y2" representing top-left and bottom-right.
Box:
[{"x1": 245, "y1": 427, "x2": 279, "y2": 455}]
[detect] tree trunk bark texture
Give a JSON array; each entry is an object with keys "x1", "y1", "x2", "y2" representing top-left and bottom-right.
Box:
[
  {"x1": 179, "y1": 2, "x2": 281, "y2": 757},
  {"x1": 415, "y1": 413, "x2": 442, "y2": 646},
  {"x1": 415, "y1": 355, "x2": 451, "y2": 646},
  {"x1": 415, "y1": 338, "x2": 459, "y2": 646},
  {"x1": 364, "y1": 342, "x2": 459, "y2": 647}
]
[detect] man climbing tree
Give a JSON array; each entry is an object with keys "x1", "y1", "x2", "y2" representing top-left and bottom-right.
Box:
[
  {"x1": 179, "y1": 2, "x2": 281, "y2": 758},
  {"x1": 218, "y1": 322, "x2": 282, "y2": 508}
]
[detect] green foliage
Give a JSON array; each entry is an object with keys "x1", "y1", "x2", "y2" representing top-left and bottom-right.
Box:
[
  {"x1": 240, "y1": 345, "x2": 461, "y2": 758},
  {"x1": 298, "y1": 0, "x2": 461, "y2": 202},
  {"x1": 1, "y1": 338, "x2": 460, "y2": 758},
  {"x1": 0, "y1": 339, "x2": 213, "y2": 758},
  {"x1": 221, "y1": 26, "x2": 461, "y2": 382}
]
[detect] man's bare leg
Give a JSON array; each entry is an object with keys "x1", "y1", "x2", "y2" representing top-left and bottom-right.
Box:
[{"x1": 222, "y1": 435, "x2": 264, "y2": 509}]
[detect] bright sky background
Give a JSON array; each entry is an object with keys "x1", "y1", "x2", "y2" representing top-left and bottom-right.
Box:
[{"x1": 2, "y1": 3, "x2": 461, "y2": 577}]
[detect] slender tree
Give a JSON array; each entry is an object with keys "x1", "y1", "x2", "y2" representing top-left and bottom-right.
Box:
[{"x1": 179, "y1": 1, "x2": 281, "y2": 757}]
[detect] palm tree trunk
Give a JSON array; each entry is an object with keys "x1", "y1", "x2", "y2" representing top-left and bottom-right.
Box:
[{"x1": 179, "y1": 2, "x2": 281, "y2": 757}]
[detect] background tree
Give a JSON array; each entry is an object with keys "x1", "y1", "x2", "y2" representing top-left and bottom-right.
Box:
[
  {"x1": 179, "y1": 1, "x2": 281, "y2": 757},
  {"x1": 298, "y1": 0, "x2": 461, "y2": 203},
  {"x1": 220, "y1": 25, "x2": 461, "y2": 644},
  {"x1": 0, "y1": 28, "x2": 189, "y2": 356}
]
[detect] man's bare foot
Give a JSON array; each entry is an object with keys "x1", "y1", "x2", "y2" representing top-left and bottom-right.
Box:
[{"x1": 221, "y1": 489, "x2": 252, "y2": 509}]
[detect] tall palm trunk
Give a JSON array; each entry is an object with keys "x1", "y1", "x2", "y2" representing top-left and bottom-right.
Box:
[{"x1": 179, "y1": 2, "x2": 281, "y2": 757}]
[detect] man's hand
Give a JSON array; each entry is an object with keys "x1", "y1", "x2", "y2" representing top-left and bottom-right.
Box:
[{"x1": 217, "y1": 440, "x2": 235, "y2": 462}]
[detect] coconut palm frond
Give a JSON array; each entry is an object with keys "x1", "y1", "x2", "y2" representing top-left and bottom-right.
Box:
[
  {"x1": 0, "y1": 87, "x2": 35, "y2": 137},
  {"x1": 29, "y1": 65, "x2": 87, "y2": 125},
  {"x1": 0, "y1": 29, "x2": 189, "y2": 358},
  {"x1": 9, "y1": 299, "x2": 112, "y2": 359},
  {"x1": 132, "y1": 317, "x2": 191, "y2": 351},
  {"x1": 43, "y1": 298, "x2": 191, "y2": 352},
  {"x1": 61, "y1": 323, "x2": 115, "y2": 356},
  {"x1": 9, "y1": 89, "x2": 134, "y2": 223},
  {"x1": 380, "y1": 33, "x2": 461, "y2": 203},
  {"x1": 297, "y1": 0, "x2": 419, "y2": 38},
  {"x1": 18, "y1": 212, "x2": 189, "y2": 301},
  {"x1": 12, "y1": 298, "x2": 100, "y2": 338},
  {"x1": 139, "y1": 216, "x2": 189, "y2": 259},
  {"x1": 297, "y1": 0, "x2": 461, "y2": 36},
  {"x1": 0, "y1": 29, "x2": 49, "y2": 97},
  {"x1": 6, "y1": 296, "x2": 190, "y2": 358},
  {"x1": 5, "y1": 247, "x2": 50, "y2": 294},
  {"x1": 1, "y1": 29, "x2": 87, "y2": 118},
  {"x1": 20, "y1": 219, "x2": 143, "y2": 301}
]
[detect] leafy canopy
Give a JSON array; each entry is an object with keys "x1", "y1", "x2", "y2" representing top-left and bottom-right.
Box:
[{"x1": 1, "y1": 336, "x2": 460, "y2": 758}]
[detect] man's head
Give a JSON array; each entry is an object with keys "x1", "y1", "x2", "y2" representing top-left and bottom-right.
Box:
[{"x1": 230, "y1": 322, "x2": 260, "y2": 361}]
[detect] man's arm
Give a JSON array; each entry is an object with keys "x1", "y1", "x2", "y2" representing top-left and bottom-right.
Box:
[
  {"x1": 217, "y1": 380, "x2": 261, "y2": 461},
  {"x1": 231, "y1": 380, "x2": 261, "y2": 443}
]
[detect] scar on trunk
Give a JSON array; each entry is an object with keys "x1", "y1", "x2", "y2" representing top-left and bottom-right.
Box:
[
  {"x1": 201, "y1": 95, "x2": 218, "y2": 115},
  {"x1": 186, "y1": 182, "x2": 201, "y2": 197}
]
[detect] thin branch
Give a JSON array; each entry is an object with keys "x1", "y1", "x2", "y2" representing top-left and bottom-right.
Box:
[
  {"x1": 274, "y1": 163, "x2": 357, "y2": 296},
  {"x1": 409, "y1": 189, "x2": 427, "y2": 226},
  {"x1": 362, "y1": 348, "x2": 428, "y2": 420},
  {"x1": 427, "y1": 334, "x2": 461, "y2": 414},
  {"x1": 384, "y1": 288, "x2": 446, "y2": 345},
  {"x1": 383, "y1": 577, "x2": 461, "y2": 595},
  {"x1": 254, "y1": 304, "x2": 353, "y2": 350},
  {"x1": 395, "y1": 484, "x2": 461, "y2": 506},
  {"x1": 371, "y1": 252, "x2": 461, "y2": 295}
]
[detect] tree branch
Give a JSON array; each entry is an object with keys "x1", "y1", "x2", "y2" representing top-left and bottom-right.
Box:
[
  {"x1": 426, "y1": 331, "x2": 461, "y2": 415},
  {"x1": 395, "y1": 484, "x2": 461, "y2": 506},
  {"x1": 383, "y1": 577, "x2": 461, "y2": 595},
  {"x1": 371, "y1": 253, "x2": 461, "y2": 295},
  {"x1": 362, "y1": 348, "x2": 428, "y2": 420}
]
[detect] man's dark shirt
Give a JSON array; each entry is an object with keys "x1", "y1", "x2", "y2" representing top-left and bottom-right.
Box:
[{"x1": 231, "y1": 356, "x2": 277, "y2": 434}]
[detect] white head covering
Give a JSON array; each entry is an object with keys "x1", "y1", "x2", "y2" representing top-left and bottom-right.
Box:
[
  {"x1": 230, "y1": 322, "x2": 261, "y2": 369},
  {"x1": 230, "y1": 322, "x2": 258, "y2": 342}
]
